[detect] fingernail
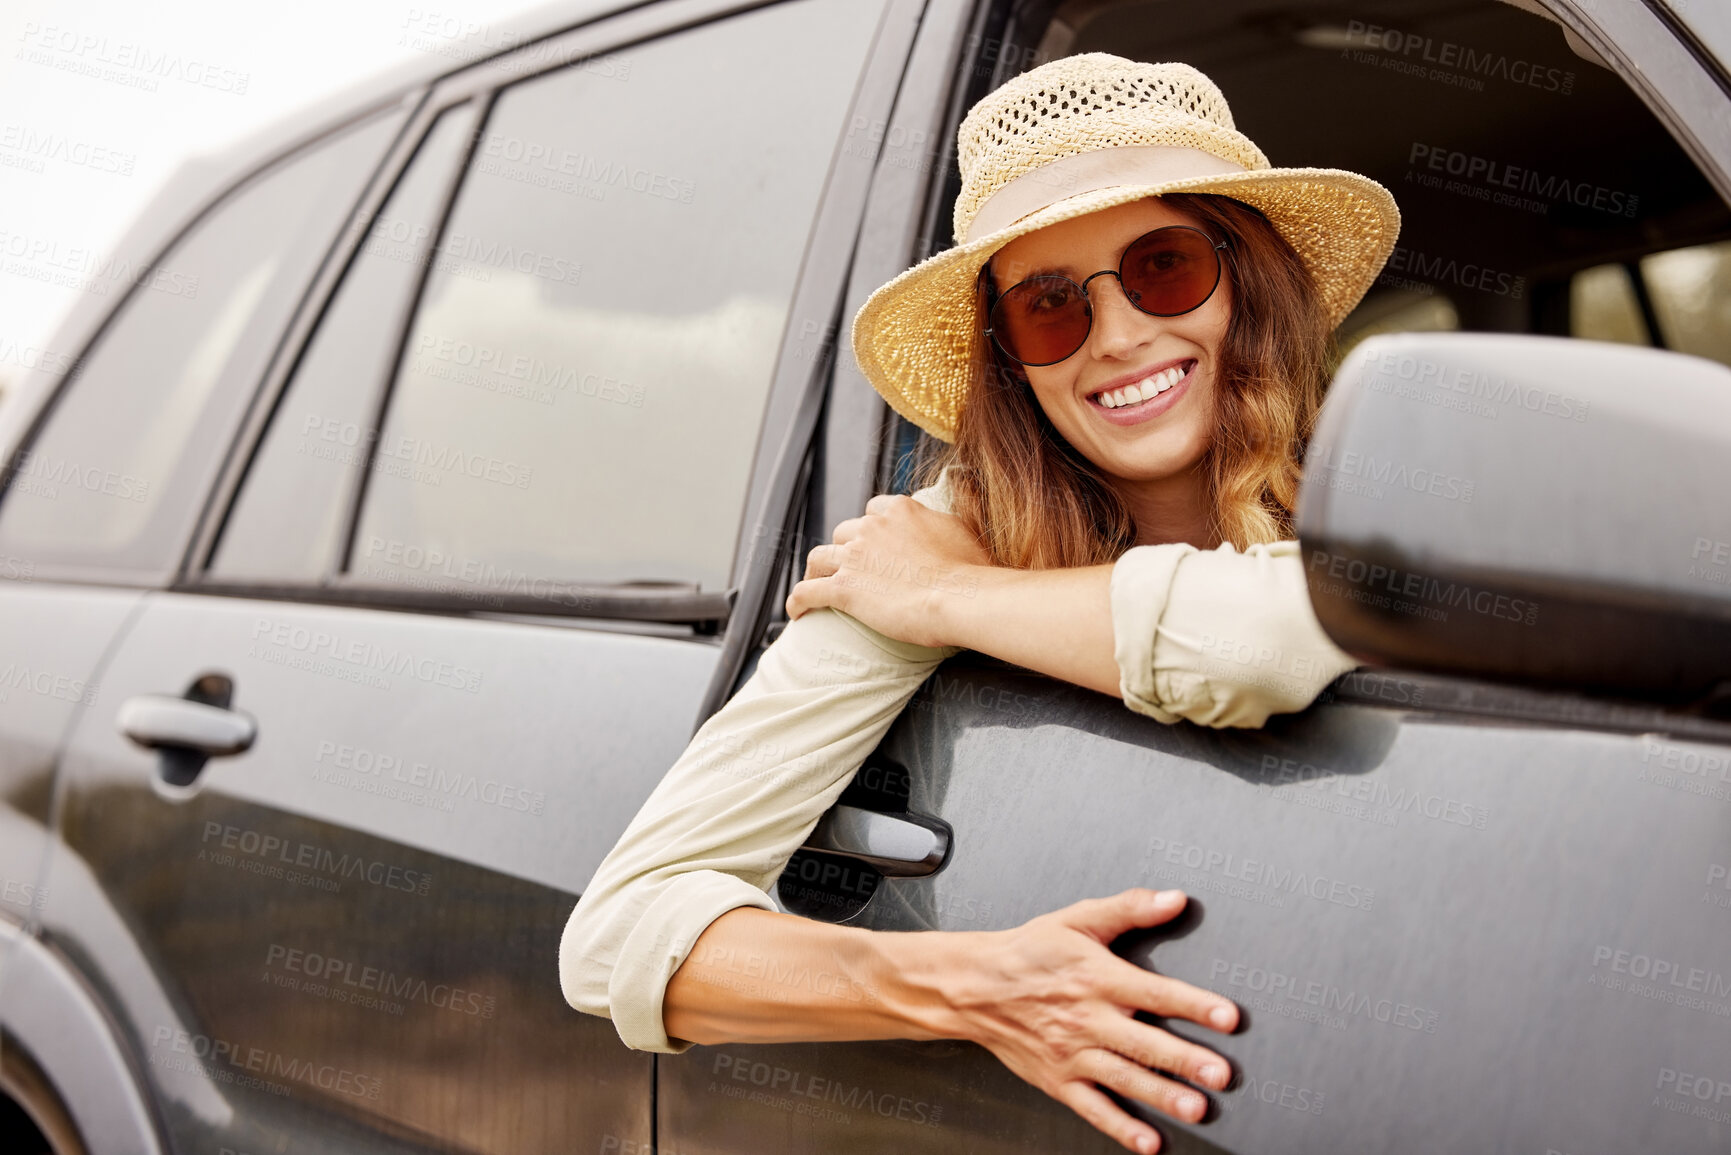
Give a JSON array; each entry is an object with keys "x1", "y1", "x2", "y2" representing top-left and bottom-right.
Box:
[
  {"x1": 1137, "y1": 1134, "x2": 1158, "y2": 1154},
  {"x1": 1199, "y1": 1063, "x2": 1225, "y2": 1087},
  {"x1": 1210, "y1": 1005, "x2": 1234, "y2": 1029},
  {"x1": 1182, "y1": 1093, "x2": 1206, "y2": 1119}
]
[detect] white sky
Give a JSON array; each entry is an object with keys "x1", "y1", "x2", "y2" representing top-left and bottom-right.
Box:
[{"x1": 0, "y1": 0, "x2": 546, "y2": 401}]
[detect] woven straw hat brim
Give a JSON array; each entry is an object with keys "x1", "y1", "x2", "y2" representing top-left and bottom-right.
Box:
[{"x1": 851, "y1": 166, "x2": 1400, "y2": 444}]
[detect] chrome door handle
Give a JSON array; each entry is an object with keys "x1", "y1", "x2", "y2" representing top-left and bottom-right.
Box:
[
  {"x1": 117, "y1": 694, "x2": 256, "y2": 757},
  {"x1": 801, "y1": 805, "x2": 949, "y2": 877}
]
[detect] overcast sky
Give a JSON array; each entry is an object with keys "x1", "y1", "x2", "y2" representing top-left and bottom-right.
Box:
[{"x1": 0, "y1": 0, "x2": 547, "y2": 399}]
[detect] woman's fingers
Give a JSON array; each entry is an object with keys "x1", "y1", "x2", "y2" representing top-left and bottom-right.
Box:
[
  {"x1": 1080, "y1": 1047, "x2": 1210, "y2": 1125},
  {"x1": 1056, "y1": 887, "x2": 1187, "y2": 943},
  {"x1": 1051, "y1": 1079, "x2": 1164, "y2": 1155},
  {"x1": 1095, "y1": 1011, "x2": 1233, "y2": 1091},
  {"x1": 803, "y1": 543, "x2": 836, "y2": 581},
  {"x1": 1100, "y1": 964, "x2": 1240, "y2": 1036},
  {"x1": 1053, "y1": 889, "x2": 1239, "y2": 1034}
]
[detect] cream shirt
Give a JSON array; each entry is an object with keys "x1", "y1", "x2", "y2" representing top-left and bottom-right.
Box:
[{"x1": 558, "y1": 465, "x2": 1357, "y2": 1052}]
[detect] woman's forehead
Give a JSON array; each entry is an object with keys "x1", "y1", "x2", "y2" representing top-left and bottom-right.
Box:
[{"x1": 991, "y1": 196, "x2": 1196, "y2": 280}]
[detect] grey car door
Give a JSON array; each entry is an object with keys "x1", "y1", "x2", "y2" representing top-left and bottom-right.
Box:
[
  {"x1": 656, "y1": 0, "x2": 1731, "y2": 1151},
  {"x1": 28, "y1": 1, "x2": 910, "y2": 1152}
]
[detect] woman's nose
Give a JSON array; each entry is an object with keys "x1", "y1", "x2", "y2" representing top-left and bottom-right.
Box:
[{"x1": 1086, "y1": 274, "x2": 1157, "y2": 359}]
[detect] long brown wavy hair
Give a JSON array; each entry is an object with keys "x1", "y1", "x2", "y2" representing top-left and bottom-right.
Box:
[{"x1": 904, "y1": 192, "x2": 1333, "y2": 569}]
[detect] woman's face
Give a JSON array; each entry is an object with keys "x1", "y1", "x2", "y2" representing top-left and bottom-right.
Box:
[{"x1": 988, "y1": 197, "x2": 1230, "y2": 485}]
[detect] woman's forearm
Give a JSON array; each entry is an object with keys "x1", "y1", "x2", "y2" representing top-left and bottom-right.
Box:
[
  {"x1": 662, "y1": 906, "x2": 968, "y2": 1045},
  {"x1": 934, "y1": 563, "x2": 1123, "y2": 698}
]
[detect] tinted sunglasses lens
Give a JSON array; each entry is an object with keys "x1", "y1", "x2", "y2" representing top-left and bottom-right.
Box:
[
  {"x1": 992, "y1": 276, "x2": 1090, "y2": 365},
  {"x1": 1120, "y1": 227, "x2": 1221, "y2": 316}
]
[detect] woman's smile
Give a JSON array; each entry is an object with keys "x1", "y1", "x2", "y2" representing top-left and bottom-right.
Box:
[{"x1": 1083, "y1": 356, "x2": 1199, "y2": 424}]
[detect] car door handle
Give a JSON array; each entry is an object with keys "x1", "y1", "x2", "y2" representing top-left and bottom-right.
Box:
[
  {"x1": 801, "y1": 805, "x2": 949, "y2": 877},
  {"x1": 117, "y1": 694, "x2": 256, "y2": 757}
]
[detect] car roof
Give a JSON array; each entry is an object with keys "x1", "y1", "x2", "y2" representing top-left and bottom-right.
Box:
[{"x1": 0, "y1": 0, "x2": 633, "y2": 459}]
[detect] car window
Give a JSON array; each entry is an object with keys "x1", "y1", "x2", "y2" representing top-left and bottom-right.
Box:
[
  {"x1": 0, "y1": 110, "x2": 403, "y2": 579},
  {"x1": 1570, "y1": 240, "x2": 1731, "y2": 368},
  {"x1": 919, "y1": 0, "x2": 1730, "y2": 413},
  {"x1": 210, "y1": 103, "x2": 482, "y2": 582},
  {"x1": 347, "y1": 0, "x2": 884, "y2": 597}
]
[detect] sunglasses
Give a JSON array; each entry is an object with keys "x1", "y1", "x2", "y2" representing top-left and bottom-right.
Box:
[{"x1": 981, "y1": 225, "x2": 1230, "y2": 367}]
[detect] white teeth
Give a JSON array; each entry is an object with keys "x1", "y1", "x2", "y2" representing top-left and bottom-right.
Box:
[{"x1": 1092, "y1": 364, "x2": 1190, "y2": 408}]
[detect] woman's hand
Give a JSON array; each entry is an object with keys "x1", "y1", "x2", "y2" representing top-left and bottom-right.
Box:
[
  {"x1": 786, "y1": 493, "x2": 992, "y2": 648},
  {"x1": 935, "y1": 887, "x2": 1238, "y2": 1153}
]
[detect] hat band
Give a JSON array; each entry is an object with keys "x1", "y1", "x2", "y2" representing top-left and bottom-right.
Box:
[{"x1": 964, "y1": 145, "x2": 1250, "y2": 243}]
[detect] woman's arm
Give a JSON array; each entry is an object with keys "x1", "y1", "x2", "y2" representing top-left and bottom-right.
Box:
[
  {"x1": 563, "y1": 467, "x2": 1239, "y2": 1153},
  {"x1": 663, "y1": 892, "x2": 1238, "y2": 1149},
  {"x1": 790, "y1": 477, "x2": 1357, "y2": 726}
]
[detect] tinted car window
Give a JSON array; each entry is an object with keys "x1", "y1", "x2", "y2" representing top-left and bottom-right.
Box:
[
  {"x1": 211, "y1": 103, "x2": 482, "y2": 582},
  {"x1": 0, "y1": 110, "x2": 402, "y2": 578},
  {"x1": 349, "y1": 0, "x2": 884, "y2": 595}
]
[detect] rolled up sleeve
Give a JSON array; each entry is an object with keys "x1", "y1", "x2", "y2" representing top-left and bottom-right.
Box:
[
  {"x1": 558, "y1": 473, "x2": 961, "y2": 1053},
  {"x1": 1110, "y1": 539, "x2": 1359, "y2": 728}
]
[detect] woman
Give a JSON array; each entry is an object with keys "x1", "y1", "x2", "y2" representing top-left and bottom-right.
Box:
[{"x1": 560, "y1": 54, "x2": 1398, "y2": 1154}]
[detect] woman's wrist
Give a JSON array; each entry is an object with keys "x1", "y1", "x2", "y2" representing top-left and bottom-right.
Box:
[
  {"x1": 926, "y1": 563, "x2": 1009, "y2": 653},
  {"x1": 868, "y1": 925, "x2": 991, "y2": 1043}
]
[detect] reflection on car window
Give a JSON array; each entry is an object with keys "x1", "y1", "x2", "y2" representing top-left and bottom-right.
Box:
[
  {"x1": 1642, "y1": 241, "x2": 1731, "y2": 368},
  {"x1": 351, "y1": 0, "x2": 885, "y2": 597},
  {"x1": 1570, "y1": 262, "x2": 1650, "y2": 348},
  {"x1": 0, "y1": 110, "x2": 401, "y2": 578},
  {"x1": 212, "y1": 103, "x2": 481, "y2": 582},
  {"x1": 1569, "y1": 241, "x2": 1731, "y2": 369}
]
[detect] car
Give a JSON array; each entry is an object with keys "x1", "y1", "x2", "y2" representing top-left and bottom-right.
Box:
[{"x1": 0, "y1": 0, "x2": 1728, "y2": 1151}]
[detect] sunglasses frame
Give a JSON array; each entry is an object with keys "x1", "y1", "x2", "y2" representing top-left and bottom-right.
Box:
[{"x1": 980, "y1": 224, "x2": 1231, "y2": 368}]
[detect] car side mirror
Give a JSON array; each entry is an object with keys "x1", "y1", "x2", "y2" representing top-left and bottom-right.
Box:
[{"x1": 1297, "y1": 332, "x2": 1731, "y2": 703}]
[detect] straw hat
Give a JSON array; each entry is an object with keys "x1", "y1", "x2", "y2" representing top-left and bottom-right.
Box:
[{"x1": 850, "y1": 53, "x2": 1400, "y2": 444}]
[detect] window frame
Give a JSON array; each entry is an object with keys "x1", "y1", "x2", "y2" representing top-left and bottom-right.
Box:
[
  {"x1": 189, "y1": 0, "x2": 927, "y2": 638},
  {"x1": 0, "y1": 99, "x2": 416, "y2": 590}
]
